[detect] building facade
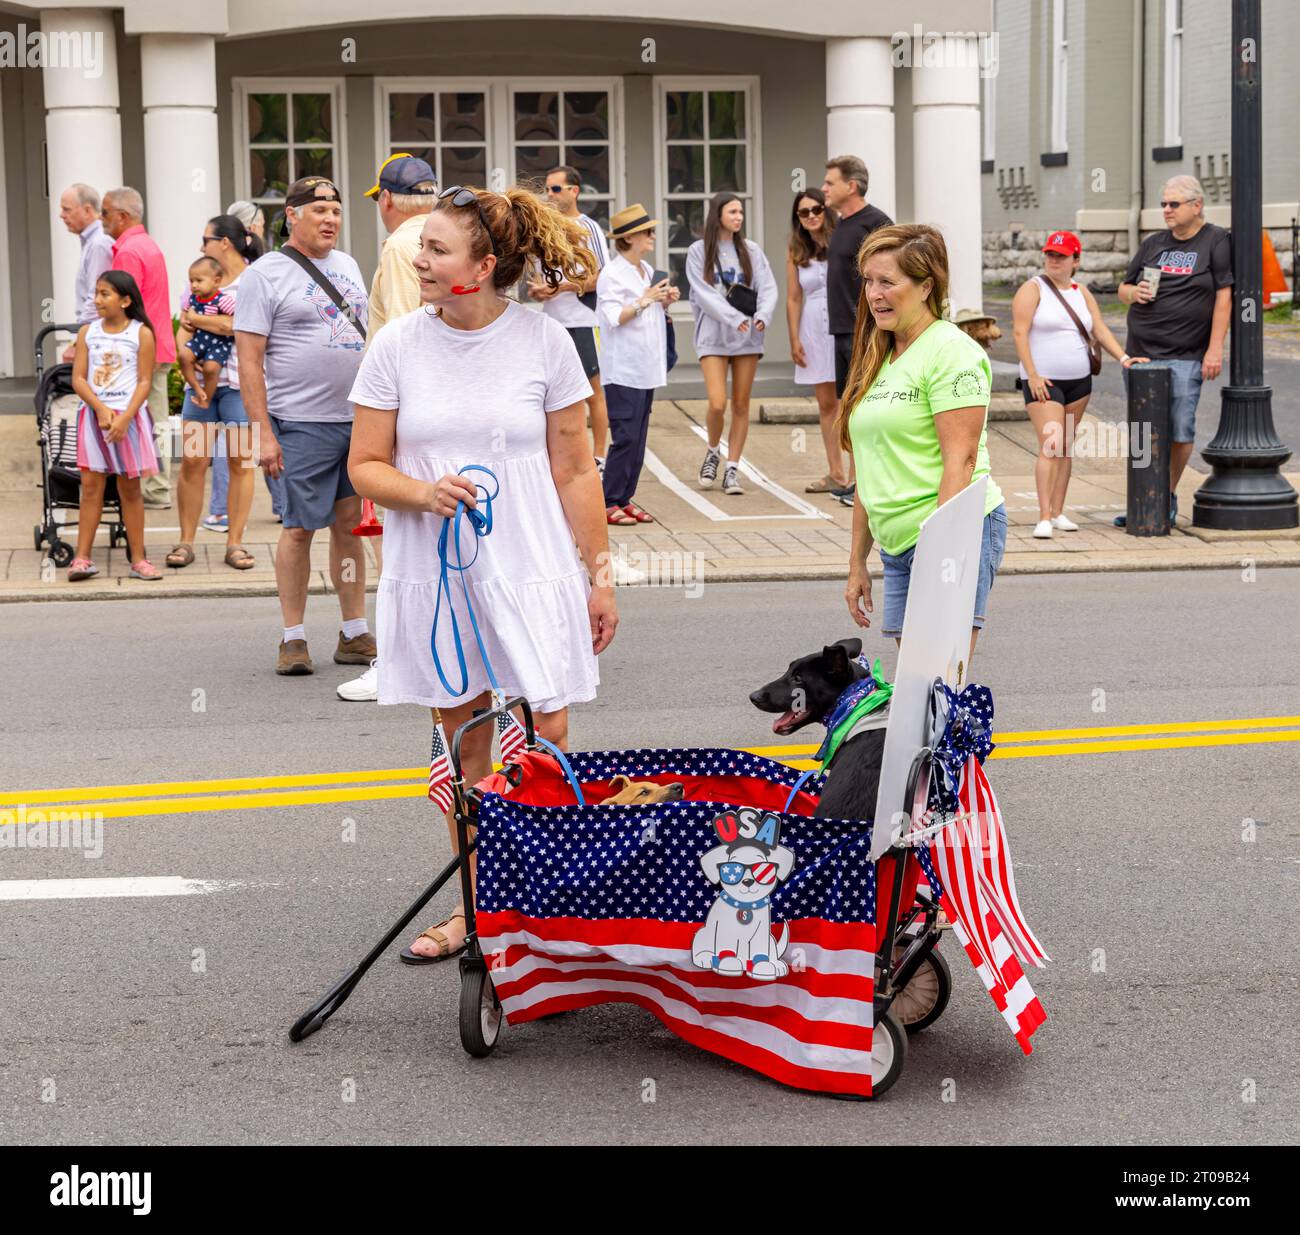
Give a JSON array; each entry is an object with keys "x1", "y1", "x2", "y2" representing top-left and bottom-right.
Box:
[
  {"x1": 0, "y1": 0, "x2": 994, "y2": 378},
  {"x1": 981, "y1": 0, "x2": 1300, "y2": 288}
]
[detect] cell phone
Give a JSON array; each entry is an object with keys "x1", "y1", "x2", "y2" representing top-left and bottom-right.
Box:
[{"x1": 651, "y1": 270, "x2": 671, "y2": 285}]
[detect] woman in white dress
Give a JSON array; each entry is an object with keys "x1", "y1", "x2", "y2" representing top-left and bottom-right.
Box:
[
  {"x1": 784, "y1": 188, "x2": 845, "y2": 493},
  {"x1": 685, "y1": 192, "x2": 778, "y2": 496},
  {"x1": 349, "y1": 185, "x2": 618, "y2": 962}
]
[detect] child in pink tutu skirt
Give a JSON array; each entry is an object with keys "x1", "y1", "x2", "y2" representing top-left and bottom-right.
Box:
[{"x1": 68, "y1": 271, "x2": 162, "y2": 581}]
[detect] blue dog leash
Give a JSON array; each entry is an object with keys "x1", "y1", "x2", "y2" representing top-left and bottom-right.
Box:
[{"x1": 430, "y1": 465, "x2": 586, "y2": 806}]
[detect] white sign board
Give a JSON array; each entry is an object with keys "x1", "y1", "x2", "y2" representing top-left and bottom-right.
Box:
[{"x1": 871, "y1": 477, "x2": 988, "y2": 859}]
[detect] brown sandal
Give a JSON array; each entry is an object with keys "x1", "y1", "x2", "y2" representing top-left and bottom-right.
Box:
[
  {"x1": 165, "y1": 544, "x2": 195, "y2": 568},
  {"x1": 398, "y1": 912, "x2": 467, "y2": 965},
  {"x1": 224, "y1": 545, "x2": 256, "y2": 570}
]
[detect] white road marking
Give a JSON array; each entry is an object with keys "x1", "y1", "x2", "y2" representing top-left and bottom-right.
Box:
[
  {"x1": 0, "y1": 876, "x2": 230, "y2": 901},
  {"x1": 685, "y1": 424, "x2": 835, "y2": 520}
]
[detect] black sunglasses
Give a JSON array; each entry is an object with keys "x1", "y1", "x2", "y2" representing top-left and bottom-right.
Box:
[
  {"x1": 797, "y1": 205, "x2": 825, "y2": 219},
  {"x1": 439, "y1": 185, "x2": 501, "y2": 259},
  {"x1": 1159, "y1": 199, "x2": 1190, "y2": 209},
  {"x1": 201, "y1": 234, "x2": 218, "y2": 245}
]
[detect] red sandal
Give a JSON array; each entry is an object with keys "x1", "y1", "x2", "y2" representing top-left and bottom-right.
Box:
[
  {"x1": 622, "y1": 503, "x2": 655, "y2": 523},
  {"x1": 606, "y1": 505, "x2": 637, "y2": 525}
]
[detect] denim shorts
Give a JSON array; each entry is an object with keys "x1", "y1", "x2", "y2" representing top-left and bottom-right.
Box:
[
  {"x1": 879, "y1": 504, "x2": 1008, "y2": 637},
  {"x1": 1122, "y1": 358, "x2": 1203, "y2": 442},
  {"x1": 269, "y1": 415, "x2": 356, "y2": 531},
  {"x1": 181, "y1": 386, "x2": 248, "y2": 425}
]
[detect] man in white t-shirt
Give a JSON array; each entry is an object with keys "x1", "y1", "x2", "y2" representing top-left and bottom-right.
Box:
[
  {"x1": 235, "y1": 176, "x2": 372, "y2": 677},
  {"x1": 527, "y1": 165, "x2": 610, "y2": 473}
]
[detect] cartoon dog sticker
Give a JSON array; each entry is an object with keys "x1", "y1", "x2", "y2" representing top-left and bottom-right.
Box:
[{"x1": 692, "y1": 808, "x2": 796, "y2": 981}]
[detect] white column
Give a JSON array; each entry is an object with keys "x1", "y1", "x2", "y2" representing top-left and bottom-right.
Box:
[
  {"x1": 825, "y1": 37, "x2": 896, "y2": 222},
  {"x1": 912, "y1": 37, "x2": 983, "y2": 315},
  {"x1": 140, "y1": 34, "x2": 221, "y2": 311},
  {"x1": 42, "y1": 9, "x2": 122, "y2": 326}
]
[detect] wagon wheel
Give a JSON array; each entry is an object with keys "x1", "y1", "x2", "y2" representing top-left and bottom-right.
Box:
[
  {"x1": 868, "y1": 1008, "x2": 908, "y2": 1098},
  {"x1": 458, "y1": 963, "x2": 502, "y2": 1057},
  {"x1": 892, "y1": 947, "x2": 952, "y2": 1034}
]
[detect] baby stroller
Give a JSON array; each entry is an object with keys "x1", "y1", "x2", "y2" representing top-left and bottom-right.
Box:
[{"x1": 33, "y1": 322, "x2": 127, "y2": 567}]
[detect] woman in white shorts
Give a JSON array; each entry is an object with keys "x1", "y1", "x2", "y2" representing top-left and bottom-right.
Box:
[{"x1": 349, "y1": 185, "x2": 618, "y2": 963}]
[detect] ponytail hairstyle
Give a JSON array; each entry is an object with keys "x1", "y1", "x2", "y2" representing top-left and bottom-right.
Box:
[
  {"x1": 702, "y1": 192, "x2": 754, "y2": 286},
  {"x1": 434, "y1": 185, "x2": 595, "y2": 291},
  {"x1": 207, "y1": 213, "x2": 263, "y2": 263},
  {"x1": 96, "y1": 270, "x2": 156, "y2": 339},
  {"x1": 835, "y1": 224, "x2": 949, "y2": 450}
]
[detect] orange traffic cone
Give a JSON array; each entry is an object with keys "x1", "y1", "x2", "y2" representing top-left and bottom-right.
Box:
[
  {"x1": 352, "y1": 498, "x2": 383, "y2": 537},
  {"x1": 1262, "y1": 231, "x2": 1289, "y2": 308}
]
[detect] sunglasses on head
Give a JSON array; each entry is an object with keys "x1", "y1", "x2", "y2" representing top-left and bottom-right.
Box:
[
  {"x1": 439, "y1": 185, "x2": 501, "y2": 259},
  {"x1": 797, "y1": 205, "x2": 825, "y2": 219}
]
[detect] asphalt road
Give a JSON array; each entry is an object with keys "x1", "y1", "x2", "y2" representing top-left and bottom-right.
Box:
[{"x1": 1, "y1": 571, "x2": 1297, "y2": 1145}]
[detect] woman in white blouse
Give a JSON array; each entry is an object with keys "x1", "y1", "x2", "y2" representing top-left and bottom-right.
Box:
[
  {"x1": 685, "y1": 192, "x2": 778, "y2": 496},
  {"x1": 596, "y1": 204, "x2": 679, "y2": 526}
]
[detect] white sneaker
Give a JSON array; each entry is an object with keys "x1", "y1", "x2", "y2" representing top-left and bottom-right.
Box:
[
  {"x1": 337, "y1": 660, "x2": 378, "y2": 701},
  {"x1": 722, "y1": 464, "x2": 743, "y2": 495},
  {"x1": 1051, "y1": 514, "x2": 1079, "y2": 532},
  {"x1": 610, "y1": 556, "x2": 647, "y2": 585},
  {"x1": 594, "y1": 455, "x2": 606, "y2": 477},
  {"x1": 1032, "y1": 519, "x2": 1054, "y2": 539}
]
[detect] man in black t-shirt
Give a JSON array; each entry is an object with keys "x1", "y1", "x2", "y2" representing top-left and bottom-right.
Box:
[
  {"x1": 1113, "y1": 175, "x2": 1232, "y2": 526},
  {"x1": 822, "y1": 155, "x2": 894, "y2": 502}
]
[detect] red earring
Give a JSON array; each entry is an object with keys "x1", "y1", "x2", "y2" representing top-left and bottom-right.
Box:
[{"x1": 450, "y1": 284, "x2": 481, "y2": 295}]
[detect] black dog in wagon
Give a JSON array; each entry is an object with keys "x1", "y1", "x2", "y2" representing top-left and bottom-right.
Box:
[{"x1": 749, "y1": 638, "x2": 889, "y2": 821}]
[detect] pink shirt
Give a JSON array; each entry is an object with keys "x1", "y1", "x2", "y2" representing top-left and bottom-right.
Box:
[{"x1": 111, "y1": 224, "x2": 176, "y2": 364}]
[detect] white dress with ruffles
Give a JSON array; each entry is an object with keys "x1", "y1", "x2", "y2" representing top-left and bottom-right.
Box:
[{"x1": 348, "y1": 301, "x2": 598, "y2": 713}]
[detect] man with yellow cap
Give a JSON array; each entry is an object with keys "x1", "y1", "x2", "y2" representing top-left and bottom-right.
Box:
[
  {"x1": 335, "y1": 155, "x2": 437, "y2": 702},
  {"x1": 363, "y1": 153, "x2": 438, "y2": 339}
]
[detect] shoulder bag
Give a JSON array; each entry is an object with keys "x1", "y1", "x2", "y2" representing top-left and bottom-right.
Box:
[
  {"x1": 281, "y1": 244, "x2": 366, "y2": 341},
  {"x1": 1038, "y1": 275, "x2": 1100, "y2": 375},
  {"x1": 714, "y1": 245, "x2": 759, "y2": 319}
]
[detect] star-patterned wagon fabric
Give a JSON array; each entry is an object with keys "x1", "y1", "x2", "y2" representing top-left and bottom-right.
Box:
[{"x1": 473, "y1": 746, "x2": 920, "y2": 1098}]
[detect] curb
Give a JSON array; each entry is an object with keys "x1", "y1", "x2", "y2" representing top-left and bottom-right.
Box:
[{"x1": 3, "y1": 549, "x2": 1296, "y2": 602}]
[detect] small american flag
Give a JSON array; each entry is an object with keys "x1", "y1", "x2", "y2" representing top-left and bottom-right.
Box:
[
  {"x1": 428, "y1": 721, "x2": 455, "y2": 813},
  {"x1": 473, "y1": 746, "x2": 880, "y2": 1096},
  {"x1": 495, "y1": 704, "x2": 528, "y2": 765},
  {"x1": 914, "y1": 757, "x2": 1048, "y2": 1054}
]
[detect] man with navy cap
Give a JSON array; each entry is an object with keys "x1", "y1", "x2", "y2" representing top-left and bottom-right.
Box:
[
  {"x1": 363, "y1": 153, "x2": 438, "y2": 337},
  {"x1": 332, "y1": 155, "x2": 438, "y2": 703}
]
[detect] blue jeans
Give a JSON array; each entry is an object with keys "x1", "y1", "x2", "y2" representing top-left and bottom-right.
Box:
[
  {"x1": 1122, "y1": 358, "x2": 1203, "y2": 442},
  {"x1": 879, "y1": 504, "x2": 1008, "y2": 637}
]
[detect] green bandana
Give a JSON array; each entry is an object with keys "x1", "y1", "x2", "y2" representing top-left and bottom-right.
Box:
[{"x1": 815, "y1": 658, "x2": 893, "y2": 772}]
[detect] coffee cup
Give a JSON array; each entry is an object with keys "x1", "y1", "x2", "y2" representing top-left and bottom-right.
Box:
[{"x1": 1142, "y1": 265, "x2": 1162, "y2": 298}]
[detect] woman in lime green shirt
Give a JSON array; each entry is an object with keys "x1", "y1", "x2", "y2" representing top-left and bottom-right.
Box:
[{"x1": 837, "y1": 224, "x2": 1007, "y2": 660}]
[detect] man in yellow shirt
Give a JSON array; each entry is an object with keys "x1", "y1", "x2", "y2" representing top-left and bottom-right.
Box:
[
  {"x1": 363, "y1": 153, "x2": 437, "y2": 339},
  {"x1": 339, "y1": 155, "x2": 435, "y2": 702}
]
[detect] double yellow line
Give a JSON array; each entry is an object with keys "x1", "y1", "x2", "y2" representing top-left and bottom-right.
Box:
[{"x1": 2, "y1": 715, "x2": 1296, "y2": 823}]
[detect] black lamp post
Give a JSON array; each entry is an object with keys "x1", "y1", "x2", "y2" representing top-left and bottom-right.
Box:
[{"x1": 1193, "y1": 0, "x2": 1298, "y2": 529}]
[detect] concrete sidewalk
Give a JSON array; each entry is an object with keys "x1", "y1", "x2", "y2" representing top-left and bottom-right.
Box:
[{"x1": 1, "y1": 398, "x2": 1297, "y2": 602}]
